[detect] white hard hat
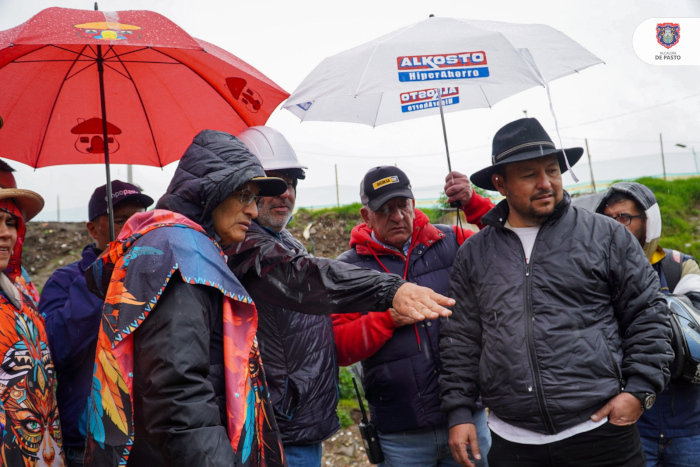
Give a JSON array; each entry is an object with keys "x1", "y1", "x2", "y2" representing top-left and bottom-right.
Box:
[{"x1": 237, "y1": 126, "x2": 307, "y2": 177}]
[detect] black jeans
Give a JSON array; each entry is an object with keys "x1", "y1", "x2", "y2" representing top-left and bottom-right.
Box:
[{"x1": 488, "y1": 422, "x2": 646, "y2": 467}]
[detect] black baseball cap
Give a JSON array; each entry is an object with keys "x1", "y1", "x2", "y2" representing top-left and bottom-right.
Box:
[
  {"x1": 360, "y1": 166, "x2": 414, "y2": 211},
  {"x1": 88, "y1": 180, "x2": 154, "y2": 221}
]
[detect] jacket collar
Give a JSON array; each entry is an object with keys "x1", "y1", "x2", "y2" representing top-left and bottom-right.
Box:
[
  {"x1": 483, "y1": 191, "x2": 572, "y2": 229},
  {"x1": 350, "y1": 209, "x2": 446, "y2": 257},
  {"x1": 79, "y1": 243, "x2": 101, "y2": 271}
]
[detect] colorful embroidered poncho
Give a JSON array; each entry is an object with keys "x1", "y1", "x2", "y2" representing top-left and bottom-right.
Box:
[{"x1": 84, "y1": 210, "x2": 283, "y2": 466}]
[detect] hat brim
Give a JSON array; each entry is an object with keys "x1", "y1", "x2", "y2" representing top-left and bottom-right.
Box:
[
  {"x1": 470, "y1": 147, "x2": 584, "y2": 191},
  {"x1": 251, "y1": 176, "x2": 289, "y2": 197},
  {"x1": 367, "y1": 188, "x2": 414, "y2": 212},
  {"x1": 0, "y1": 188, "x2": 45, "y2": 221}
]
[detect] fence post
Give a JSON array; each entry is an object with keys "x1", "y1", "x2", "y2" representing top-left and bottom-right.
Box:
[
  {"x1": 335, "y1": 164, "x2": 340, "y2": 208},
  {"x1": 660, "y1": 133, "x2": 667, "y2": 180}
]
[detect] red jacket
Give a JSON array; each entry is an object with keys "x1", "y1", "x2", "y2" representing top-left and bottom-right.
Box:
[{"x1": 332, "y1": 193, "x2": 493, "y2": 366}]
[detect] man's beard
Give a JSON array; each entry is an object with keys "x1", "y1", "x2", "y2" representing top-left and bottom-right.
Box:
[
  {"x1": 257, "y1": 199, "x2": 294, "y2": 232},
  {"x1": 508, "y1": 189, "x2": 560, "y2": 226}
]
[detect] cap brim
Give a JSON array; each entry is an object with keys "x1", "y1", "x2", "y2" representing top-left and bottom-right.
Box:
[
  {"x1": 0, "y1": 188, "x2": 45, "y2": 221},
  {"x1": 471, "y1": 147, "x2": 584, "y2": 191},
  {"x1": 119, "y1": 193, "x2": 155, "y2": 210},
  {"x1": 89, "y1": 193, "x2": 155, "y2": 221},
  {"x1": 367, "y1": 189, "x2": 414, "y2": 211},
  {"x1": 251, "y1": 176, "x2": 289, "y2": 197}
]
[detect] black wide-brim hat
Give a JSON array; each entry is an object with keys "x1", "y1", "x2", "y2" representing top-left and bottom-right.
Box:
[{"x1": 471, "y1": 118, "x2": 584, "y2": 191}]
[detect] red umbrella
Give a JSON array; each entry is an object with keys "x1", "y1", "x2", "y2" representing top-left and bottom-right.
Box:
[{"x1": 0, "y1": 6, "x2": 288, "y2": 237}]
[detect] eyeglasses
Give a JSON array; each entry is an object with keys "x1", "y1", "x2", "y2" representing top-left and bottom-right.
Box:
[
  {"x1": 608, "y1": 213, "x2": 645, "y2": 226},
  {"x1": 274, "y1": 175, "x2": 295, "y2": 191},
  {"x1": 231, "y1": 189, "x2": 260, "y2": 206}
]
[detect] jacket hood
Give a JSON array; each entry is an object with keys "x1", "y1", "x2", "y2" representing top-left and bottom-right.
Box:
[
  {"x1": 156, "y1": 129, "x2": 271, "y2": 237},
  {"x1": 595, "y1": 182, "x2": 662, "y2": 262}
]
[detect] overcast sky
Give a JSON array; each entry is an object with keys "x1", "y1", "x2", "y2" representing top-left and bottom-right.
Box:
[{"x1": 1, "y1": 0, "x2": 698, "y2": 221}]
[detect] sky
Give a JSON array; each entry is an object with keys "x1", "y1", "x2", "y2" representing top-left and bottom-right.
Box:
[{"x1": 1, "y1": 0, "x2": 699, "y2": 221}]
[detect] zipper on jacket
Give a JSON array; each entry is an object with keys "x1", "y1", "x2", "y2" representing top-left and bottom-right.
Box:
[
  {"x1": 519, "y1": 229, "x2": 556, "y2": 435},
  {"x1": 367, "y1": 235, "x2": 423, "y2": 353}
]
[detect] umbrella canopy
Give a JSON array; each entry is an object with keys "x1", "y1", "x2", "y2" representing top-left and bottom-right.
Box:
[
  {"x1": 284, "y1": 17, "x2": 602, "y2": 127},
  {"x1": 0, "y1": 7, "x2": 289, "y2": 168}
]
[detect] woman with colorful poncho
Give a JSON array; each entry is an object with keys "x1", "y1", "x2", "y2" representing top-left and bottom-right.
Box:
[{"x1": 83, "y1": 130, "x2": 288, "y2": 466}]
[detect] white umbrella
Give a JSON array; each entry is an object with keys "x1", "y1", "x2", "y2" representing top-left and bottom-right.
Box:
[{"x1": 284, "y1": 16, "x2": 603, "y2": 171}]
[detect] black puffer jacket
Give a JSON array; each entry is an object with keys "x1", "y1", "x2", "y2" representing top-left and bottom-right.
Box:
[
  {"x1": 225, "y1": 219, "x2": 407, "y2": 444},
  {"x1": 440, "y1": 192, "x2": 673, "y2": 435},
  {"x1": 233, "y1": 222, "x2": 339, "y2": 445}
]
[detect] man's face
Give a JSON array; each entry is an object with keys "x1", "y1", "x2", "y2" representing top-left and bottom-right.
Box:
[
  {"x1": 86, "y1": 200, "x2": 146, "y2": 250},
  {"x1": 256, "y1": 171, "x2": 296, "y2": 233},
  {"x1": 492, "y1": 154, "x2": 563, "y2": 227},
  {"x1": 603, "y1": 199, "x2": 646, "y2": 245},
  {"x1": 361, "y1": 197, "x2": 415, "y2": 250}
]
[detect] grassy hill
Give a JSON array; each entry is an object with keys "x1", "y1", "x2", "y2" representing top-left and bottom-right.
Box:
[{"x1": 634, "y1": 176, "x2": 700, "y2": 258}]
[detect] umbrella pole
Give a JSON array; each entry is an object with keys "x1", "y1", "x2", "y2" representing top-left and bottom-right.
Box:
[
  {"x1": 437, "y1": 87, "x2": 452, "y2": 172},
  {"x1": 438, "y1": 88, "x2": 460, "y2": 208},
  {"x1": 97, "y1": 44, "x2": 115, "y2": 241}
]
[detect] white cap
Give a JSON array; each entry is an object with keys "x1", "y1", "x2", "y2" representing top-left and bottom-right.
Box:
[{"x1": 237, "y1": 126, "x2": 307, "y2": 174}]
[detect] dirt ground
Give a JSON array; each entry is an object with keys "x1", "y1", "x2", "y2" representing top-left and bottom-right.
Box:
[
  {"x1": 23, "y1": 221, "x2": 92, "y2": 289},
  {"x1": 320, "y1": 425, "x2": 374, "y2": 467},
  {"x1": 286, "y1": 209, "x2": 360, "y2": 259}
]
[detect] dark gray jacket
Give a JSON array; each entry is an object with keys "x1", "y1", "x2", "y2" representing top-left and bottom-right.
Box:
[
  {"x1": 230, "y1": 222, "x2": 340, "y2": 446},
  {"x1": 439, "y1": 192, "x2": 673, "y2": 435}
]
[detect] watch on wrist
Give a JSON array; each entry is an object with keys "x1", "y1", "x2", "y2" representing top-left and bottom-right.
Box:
[{"x1": 628, "y1": 392, "x2": 656, "y2": 410}]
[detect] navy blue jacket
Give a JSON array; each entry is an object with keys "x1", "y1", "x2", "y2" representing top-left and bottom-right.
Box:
[
  {"x1": 335, "y1": 211, "x2": 470, "y2": 434},
  {"x1": 637, "y1": 256, "x2": 700, "y2": 438},
  {"x1": 40, "y1": 244, "x2": 104, "y2": 449}
]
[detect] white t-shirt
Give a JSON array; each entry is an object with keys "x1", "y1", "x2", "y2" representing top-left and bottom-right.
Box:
[
  {"x1": 505, "y1": 221, "x2": 539, "y2": 263},
  {"x1": 492, "y1": 221, "x2": 608, "y2": 444}
]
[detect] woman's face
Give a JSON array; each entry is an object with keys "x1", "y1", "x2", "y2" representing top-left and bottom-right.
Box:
[
  {"x1": 211, "y1": 182, "x2": 260, "y2": 245},
  {"x1": 0, "y1": 211, "x2": 18, "y2": 271}
]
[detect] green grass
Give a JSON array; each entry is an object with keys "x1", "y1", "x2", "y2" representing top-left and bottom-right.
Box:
[
  {"x1": 337, "y1": 366, "x2": 366, "y2": 428},
  {"x1": 287, "y1": 203, "x2": 363, "y2": 230},
  {"x1": 632, "y1": 177, "x2": 700, "y2": 258}
]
